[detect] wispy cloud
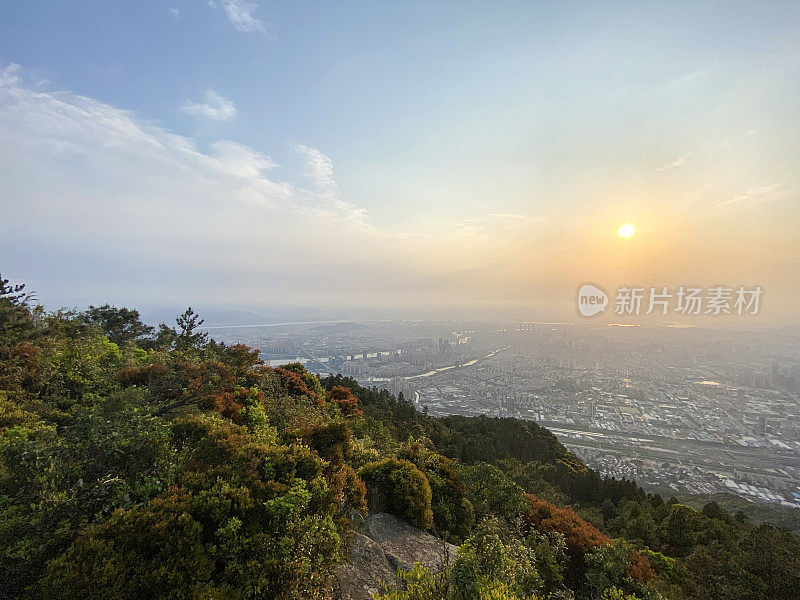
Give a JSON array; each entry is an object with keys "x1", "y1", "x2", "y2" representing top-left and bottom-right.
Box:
[
  {"x1": 181, "y1": 90, "x2": 237, "y2": 121},
  {"x1": 657, "y1": 152, "x2": 692, "y2": 172},
  {"x1": 209, "y1": 0, "x2": 267, "y2": 33},
  {"x1": 169, "y1": 8, "x2": 181, "y2": 19},
  {"x1": 718, "y1": 184, "x2": 782, "y2": 209},
  {"x1": 0, "y1": 63, "x2": 552, "y2": 309},
  {"x1": 0, "y1": 66, "x2": 366, "y2": 238},
  {"x1": 294, "y1": 144, "x2": 369, "y2": 223},
  {"x1": 488, "y1": 213, "x2": 525, "y2": 219},
  {"x1": 0, "y1": 63, "x2": 20, "y2": 86},
  {"x1": 295, "y1": 144, "x2": 337, "y2": 197}
]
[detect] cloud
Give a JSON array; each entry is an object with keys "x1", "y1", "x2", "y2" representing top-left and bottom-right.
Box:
[
  {"x1": 657, "y1": 152, "x2": 692, "y2": 172},
  {"x1": 488, "y1": 213, "x2": 525, "y2": 219},
  {"x1": 295, "y1": 144, "x2": 337, "y2": 197},
  {"x1": 294, "y1": 144, "x2": 369, "y2": 223},
  {"x1": 181, "y1": 90, "x2": 237, "y2": 121},
  {"x1": 0, "y1": 66, "x2": 366, "y2": 245},
  {"x1": 210, "y1": 0, "x2": 267, "y2": 33},
  {"x1": 209, "y1": 140, "x2": 277, "y2": 178},
  {"x1": 0, "y1": 63, "x2": 560, "y2": 311},
  {"x1": 0, "y1": 63, "x2": 21, "y2": 86},
  {"x1": 718, "y1": 184, "x2": 782, "y2": 209},
  {"x1": 169, "y1": 8, "x2": 180, "y2": 19}
]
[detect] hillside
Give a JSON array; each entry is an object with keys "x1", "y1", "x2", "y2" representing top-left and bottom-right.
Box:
[
  {"x1": 1, "y1": 277, "x2": 799, "y2": 600},
  {"x1": 678, "y1": 492, "x2": 800, "y2": 536}
]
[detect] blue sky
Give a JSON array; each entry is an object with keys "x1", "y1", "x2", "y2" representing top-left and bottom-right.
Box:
[{"x1": 2, "y1": 2, "x2": 799, "y2": 319}]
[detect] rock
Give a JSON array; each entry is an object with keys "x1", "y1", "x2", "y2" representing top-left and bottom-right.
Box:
[
  {"x1": 361, "y1": 513, "x2": 457, "y2": 573},
  {"x1": 330, "y1": 513, "x2": 458, "y2": 600},
  {"x1": 329, "y1": 533, "x2": 398, "y2": 600}
]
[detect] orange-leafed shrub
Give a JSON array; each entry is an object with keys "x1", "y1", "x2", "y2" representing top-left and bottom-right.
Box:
[
  {"x1": 327, "y1": 385, "x2": 362, "y2": 417},
  {"x1": 626, "y1": 550, "x2": 656, "y2": 583},
  {"x1": 274, "y1": 367, "x2": 323, "y2": 407},
  {"x1": 525, "y1": 494, "x2": 610, "y2": 558},
  {"x1": 117, "y1": 360, "x2": 237, "y2": 405},
  {"x1": 117, "y1": 363, "x2": 169, "y2": 388},
  {"x1": 203, "y1": 390, "x2": 245, "y2": 421}
]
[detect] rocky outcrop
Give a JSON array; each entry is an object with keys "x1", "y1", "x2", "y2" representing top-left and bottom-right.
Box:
[
  {"x1": 329, "y1": 513, "x2": 458, "y2": 600},
  {"x1": 330, "y1": 532, "x2": 399, "y2": 600}
]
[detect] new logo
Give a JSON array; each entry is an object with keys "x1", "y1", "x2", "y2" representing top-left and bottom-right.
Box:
[{"x1": 577, "y1": 284, "x2": 608, "y2": 317}]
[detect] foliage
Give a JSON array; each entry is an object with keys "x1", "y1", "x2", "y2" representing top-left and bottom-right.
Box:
[
  {"x1": 375, "y1": 562, "x2": 449, "y2": 600},
  {"x1": 327, "y1": 384, "x2": 363, "y2": 418},
  {"x1": 459, "y1": 462, "x2": 528, "y2": 526},
  {"x1": 397, "y1": 438, "x2": 474, "y2": 542},
  {"x1": 78, "y1": 304, "x2": 154, "y2": 346},
  {"x1": 156, "y1": 306, "x2": 209, "y2": 351},
  {"x1": 0, "y1": 289, "x2": 361, "y2": 599},
  {"x1": 359, "y1": 457, "x2": 433, "y2": 530},
  {"x1": 450, "y1": 519, "x2": 543, "y2": 600},
  {"x1": 584, "y1": 540, "x2": 655, "y2": 600},
  {"x1": 526, "y1": 494, "x2": 611, "y2": 559}
]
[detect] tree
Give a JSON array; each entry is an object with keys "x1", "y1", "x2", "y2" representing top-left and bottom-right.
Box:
[
  {"x1": 327, "y1": 385, "x2": 363, "y2": 418},
  {"x1": 662, "y1": 503, "x2": 702, "y2": 557},
  {"x1": 460, "y1": 462, "x2": 528, "y2": 525},
  {"x1": 742, "y1": 522, "x2": 800, "y2": 600},
  {"x1": 175, "y1": 306, "x2": 208, "y2": 349},
  {"x1": 80, "y1": 304, "x2": 154, "y2": 346},
  {"x1": 156, "y1": 307, "x2": 208, "y2": 351},
  {"x1": 0, "y1": 274, "x2": 36, "y2": 344}
]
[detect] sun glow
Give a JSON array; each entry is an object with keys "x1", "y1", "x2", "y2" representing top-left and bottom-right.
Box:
[{"x1": 618, "y1": 223, "x2": 635, "y2": 238}]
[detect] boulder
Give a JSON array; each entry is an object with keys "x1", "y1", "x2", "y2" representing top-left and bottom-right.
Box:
[
  {"x1": 328, "y1": 533, "x2": 398, "y2": 600},
  {"x1": 330, "y1": 513, "x2": 458, "y2": 600},
  {"x1": 361, "y1": 513, "x2": 457, "y2": 573}
]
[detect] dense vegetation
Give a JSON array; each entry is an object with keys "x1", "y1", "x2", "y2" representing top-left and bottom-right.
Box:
[{"x1": 1, "y1": 275, "x2": 798, "y2": 599}]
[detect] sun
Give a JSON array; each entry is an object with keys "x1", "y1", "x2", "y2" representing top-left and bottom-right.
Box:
[{"x1": 618, "y1": 223, "x2": 635, "y2": 238}]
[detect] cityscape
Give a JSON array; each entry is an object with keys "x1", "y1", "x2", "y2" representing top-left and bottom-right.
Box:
[{"x1": 208, "y1": 319, "x2": 800, "y2": 511}]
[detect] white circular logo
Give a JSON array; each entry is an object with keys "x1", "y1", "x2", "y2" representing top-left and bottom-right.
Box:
[{"x1": 577, "y1": 284, "x2": 608, "y2": 317}]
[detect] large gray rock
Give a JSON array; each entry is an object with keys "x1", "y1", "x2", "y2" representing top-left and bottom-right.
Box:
[
  {"x1": 329, "y1": 532, "x2": 399, "y2": 600},
  {"x1": 361, "y1": 513, "x2": 457, "y2": 573},
  {"x1": 330, "y1": 513, "x2": 458, "y2": 600}
]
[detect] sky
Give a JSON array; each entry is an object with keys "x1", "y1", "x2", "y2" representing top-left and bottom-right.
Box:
[{"x1": 1, "y1": 1, "x2": 799, "y2": 322}]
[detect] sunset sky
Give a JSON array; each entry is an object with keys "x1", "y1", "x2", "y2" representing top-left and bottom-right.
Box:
[{"x1": 1, "y1": 2, "x2": 799, "y2": 321}]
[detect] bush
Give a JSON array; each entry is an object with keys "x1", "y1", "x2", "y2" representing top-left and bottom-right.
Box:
[
  {"x1": 327, "y1": 385, "x2": 363, "y2": 417},
  {"x1": 398, "y1": 438, "x2": 474, "y2": 541},
  {"x1": 584, "y1": 540, "x2": 655, "y2": 599},
  {"x1": 374, "y1": 563, "x2": 448, "y2": 600},
  {"x1": 450, "y1": 519, "x2": 543, "y2": 600},
  {"x1": 526, "y1": 494, "x2": 611, "y2": 559},
  {"x1": 40, "y1": 488, "x2": 215, "y2": 600},
  {"x1": 359, "y1": 457, "x2": 433, "y2": 530}
]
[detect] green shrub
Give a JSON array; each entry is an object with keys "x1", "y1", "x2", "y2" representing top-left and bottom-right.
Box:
[
  {"x1": 359, "y1": 457, "x2": 433, "y2": 530},
  {"x1": 450, "y1": 518, "x2": 543, "y2": 600}
]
